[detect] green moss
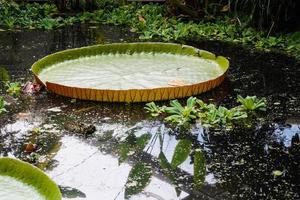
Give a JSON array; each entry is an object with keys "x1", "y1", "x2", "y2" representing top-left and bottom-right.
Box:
[{"x1": 0, "y1": 157, "x2": 62, "y2": 200}]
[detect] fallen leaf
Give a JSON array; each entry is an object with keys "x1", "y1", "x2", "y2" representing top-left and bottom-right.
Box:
[
  {"x1": 24, "y1": 142, "x2": 37, "y2": 153},
  {"x1": 22, "y1": 81, "x2": 42, "y2": 95}
]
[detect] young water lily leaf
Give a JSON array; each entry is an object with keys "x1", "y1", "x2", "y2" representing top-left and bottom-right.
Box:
[
  {"x1": 124, "y1": 162, "x2": 152, "y2": 199},
  {"x1": 193, "y1": 149, "x2": 206, "y2": 189},
  {"x1": 171, "y1": 139, "x2": 192, "y2": 169}
]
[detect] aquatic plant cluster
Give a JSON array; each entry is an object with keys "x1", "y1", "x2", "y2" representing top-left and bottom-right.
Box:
[
  {"x1": 145, "y1": 96, "x2": 266, "y2": 128},
  {"x1": 0, "y1": 1, "x2": 299, "y2": 59}
]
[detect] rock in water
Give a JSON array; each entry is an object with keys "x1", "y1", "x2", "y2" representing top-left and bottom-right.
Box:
[{"x1": 64, "y1": 121, "x2": 96, "y2": 135}]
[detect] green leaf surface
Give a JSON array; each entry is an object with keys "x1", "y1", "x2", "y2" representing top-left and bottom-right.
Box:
[
  {"x1": 171, "y1": 139, "x2": 192, "y2": 169},
  {"x1": 32, "y1": 43, "x2": 228, "y2": 90},
  {"x1": 125, "y1": 162, "x2": 152, "y2": 199},
  {"x1": 0, "y1": 157, "x2": 62, "y2": 200}
]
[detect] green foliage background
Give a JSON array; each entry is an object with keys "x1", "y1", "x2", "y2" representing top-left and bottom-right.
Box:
[{"x1": 0, "y1": 0, "x2": 299, "y2": 59}]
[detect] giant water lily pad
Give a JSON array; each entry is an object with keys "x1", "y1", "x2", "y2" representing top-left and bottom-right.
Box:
[
  {"x1": 32, "y1": 43, "x2": 229, "y2": 102},
  {"x1": 0, "y1": 157, "x2": 62, "y2": 200}
]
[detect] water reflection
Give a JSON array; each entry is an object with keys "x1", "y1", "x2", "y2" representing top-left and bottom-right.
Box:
[{"x1": 0, "y1": 23, "x2": 299, "y2": 199}]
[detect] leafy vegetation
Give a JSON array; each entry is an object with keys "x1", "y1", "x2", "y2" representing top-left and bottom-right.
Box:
[
  {"x1": 237, "y1": 95, "x2": 267, "y2": 111},
  {"x1": 145, "y1": 96, "x2": 266, "y2": 128},
  {"x1": 6, "y1": 82, "x2": 21, "y2": 96},
  {"x1": 167, "y1": 0, "x2": 298, "y2": 31},
  {"x1": 0, "y1": 1, "x2": 299, "y2": 59}
]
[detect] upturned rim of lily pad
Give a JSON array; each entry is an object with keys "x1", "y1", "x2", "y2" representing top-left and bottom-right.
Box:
[
  {"x1": 31, "y1": 42, "x2": 229, "y2": 102},
  {"x1": 0, "y1": 157, "x2": 62, "y2": 200}
]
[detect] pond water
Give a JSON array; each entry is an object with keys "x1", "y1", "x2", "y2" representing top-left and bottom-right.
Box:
[{"x1": 0, "y1": 24, "x2": 299, "y2": 200}]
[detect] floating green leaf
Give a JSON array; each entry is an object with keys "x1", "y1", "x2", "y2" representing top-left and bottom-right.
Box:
[
  {"x1": 171, "y1": 139, "x2": 192, "y2": 169},
  {"x1": 32, "y1": 43, "x2": 228, "y2": 102},
  {"x1": 193, "y1": 149, "x2": 206, "y2": 189},
  {"x1": 125, "y1": 162, "x2": 152, "y2": 199},
  {"x1": 0, "y1": 157, "x2": 62, "y2": 200}
]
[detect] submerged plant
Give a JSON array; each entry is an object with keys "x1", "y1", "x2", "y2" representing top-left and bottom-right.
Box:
[
  {"x1": 6, "y1": 82, "x2": 21, "y2": 96},
  {"x1": 237, "y1": 95, "x2": 267, "y2": 111}
]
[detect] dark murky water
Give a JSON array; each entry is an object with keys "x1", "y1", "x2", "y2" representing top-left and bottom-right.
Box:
[{"x1": 0, "y1": 24, "x2": 299, "y2": 200}]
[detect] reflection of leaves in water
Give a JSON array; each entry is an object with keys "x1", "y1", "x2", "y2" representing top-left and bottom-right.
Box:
[
  {"x1": 171, "y1": 139, "x2": 192, "y2": 169},
  {"x1": 118, "y1": 133, "x2": 151, "y2": 164},
  {"x1": 59, "y1": 186, "x2": 86, "y2": 198},
  {"x1": 158, "y1": 152, "x2": 182, "y2": 196},
  {"x1": 193, "y1": 148, "x2": 206, "y2": 189},
  {"x1": 125, "y1": 162, "x2": 152, "y2": 199}
]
